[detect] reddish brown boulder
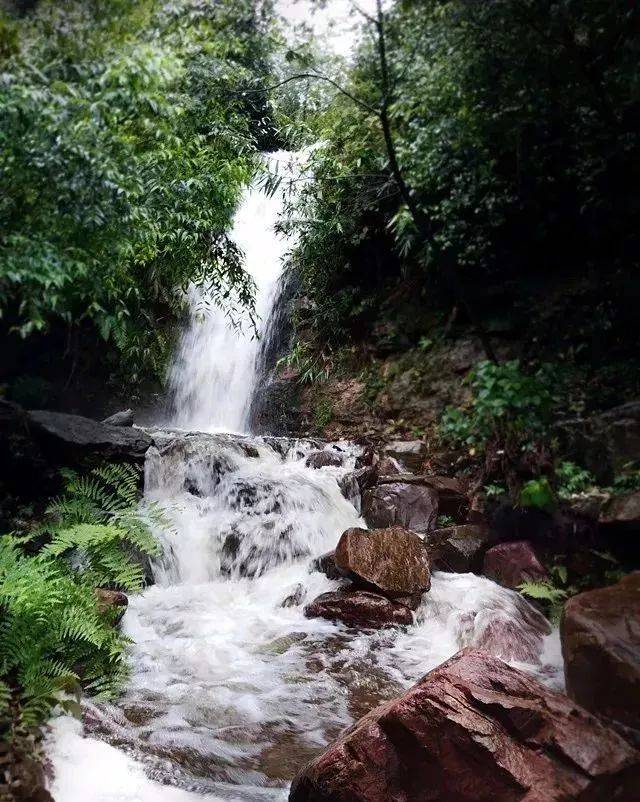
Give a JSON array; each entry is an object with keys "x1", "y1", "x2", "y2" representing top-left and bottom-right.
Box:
[
  {"x1": 362, "y1": 482, "x2": 438, "y2": 533},
  {"x1": 427, "y1": 524, "x2": 492, "y2": 573},
  {"x1": 482, "y1": 540, "x2": 547, "y2": 589},
  {"x1": 309, "y1": 550, "x2": 342, "y2": 580},
  {"x1": 289, "y1": 648, "x2": 640, "y2": 802},
  {"x1": 304, "y1": 590, "x2": 413, "y2": 629},
  {"x1": 96, "y1": 588, "x2": 128, "y2": 623},
  {"x1": 561, "y1": 572, "x2": 640, "y2": 729},
  {"x1": 334, "y1": 526, "x2": 431, "y2": 598}
]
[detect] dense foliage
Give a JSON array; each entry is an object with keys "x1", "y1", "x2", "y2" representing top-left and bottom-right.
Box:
[
  {"x1": 284, "y1": 0, "x2": 639, "y2": 351},
  {"x1": 0, "y1": 0, "x2": 276, "y2": 381},
  {"x1": 0, "y1": 463, "x2": 161, "y2": 739}
]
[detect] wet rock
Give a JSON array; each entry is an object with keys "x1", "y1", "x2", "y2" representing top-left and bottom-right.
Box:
[
  {"x1": 305, "y1": 450, "x2": 343, "y2": 469},
  {"x1": 28, "y1": 409, "x2": 152, "y2": 461},
  {"x1": 362, "y1": 482, "x2": 438, "y2": 533},
  {"x1": 561, "y1": 572, "x2": 640, "y2": 729},
  {"x1": 599, "y1": 491, "x2": 640, "y2": 526},
  {"x1": 96, "y1": 588, "x2": 128, "y2": 624},
  {"x1": 376, "y1": 455, "x2": 402, "y2": 475},
  {"x1": 337, "y1": 472, "x2": 359, "y2": 507},
  {"x1": 428, "y1": 524, "x2": 492, "y2": 573},
  {"x1": 309, "y1": 550, "x2": 342, "y2": 581},
  {"x1": 304, "y1": 590, "x2": 413, "y2": 629},
  {"x1": 482, "y1": 540, "x2": 547, "y2": 589},
  {"x1": 220, "y1": 524, "x2": 305, "y2": 578},
  {"x1": 281, "y1": 583, "x2": 307, "y2": 608},
  {"x1": 382, "y1": 440, "x2": 426, "y2": 473},
  {"x1": 334, "y1": 526, "x2": 431, "y2": 598},
  {"x1": 289, "y1": 647, "x2": 640, "y2": 802},
  {"x1": 101, "y1": 408, "x2": 134, "y2": 427},
  {"x1": 376, "y1": 473, "x2": 468, "y2": 520}
]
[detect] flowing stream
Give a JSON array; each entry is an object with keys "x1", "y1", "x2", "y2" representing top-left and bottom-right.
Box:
[{"x1": 45, "y1": 5, "x2": 563, "y2": 799}]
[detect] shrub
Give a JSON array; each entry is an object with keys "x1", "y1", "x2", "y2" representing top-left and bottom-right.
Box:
[{"x1": 556, "y1": 461, "x2": 596, "y2": 500}]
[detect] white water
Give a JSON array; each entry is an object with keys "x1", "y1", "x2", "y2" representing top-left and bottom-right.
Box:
[{"x1": 168, "y1": 152, "x2": 297, "y2": 433}]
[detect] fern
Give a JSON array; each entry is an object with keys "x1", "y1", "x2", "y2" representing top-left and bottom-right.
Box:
[
  {"x1": 518, "y1": 579, "x2": 568, "y2": 623},
  {"x1": 0, "y1": 461, "x2": 164, "y2": 742}
]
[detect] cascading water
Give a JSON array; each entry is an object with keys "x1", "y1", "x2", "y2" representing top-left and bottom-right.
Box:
[
  {"x1": 168, "y1": 152, "x2": 297, "y2": 434},
  {"x1": 45, "y1": 5, "x2": 564, "y2": 799}
]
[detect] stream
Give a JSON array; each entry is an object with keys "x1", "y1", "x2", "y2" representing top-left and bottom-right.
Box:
[{"x1": 44, "y1": 8, "x2": 563, "y2": 798}]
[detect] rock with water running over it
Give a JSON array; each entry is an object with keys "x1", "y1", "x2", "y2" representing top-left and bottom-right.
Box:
[
  {"x1": 289, "y1": 648, "x2": 640, "y2": 802},
  {"x1": 561, "y1": 572, "x2": 640, "y2": 730},
  {"x1": 304, "y1": 590, "x2": 413, "y2": 629},
  {"x1": 305, "y1": 450, "x2": 343, "y2": 469},
  {"x1": 482, "y1": 540, "x2": 547, "y2": 589},
  {"x1": 426, "y1": 524, "x2": 493, "y2": 573},
  {"x1": 309, "y1": 550, "x2": 342, "y2": 581},
  {"x1": 362, "y1": 482, "x2": 438, "y2": 533},
  {"x1": 334, "y1": 526, "x2": 431, "y2": 599}
]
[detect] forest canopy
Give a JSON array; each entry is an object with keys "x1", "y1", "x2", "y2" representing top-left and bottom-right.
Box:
[{"x1": 0, "y1": 0, "x2": 277, "y2": 381}]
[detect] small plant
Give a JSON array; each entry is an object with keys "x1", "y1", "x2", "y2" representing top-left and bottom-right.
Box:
[
  {"x1": 609, "y1": 465, "x2": 640, "y2": 494},
  {"x1": 556, "y1": 461, "x2": 596, "y2": 499},
  {"x1": 314, "y1": 399, "x2": 333, "y2": 429},
  {"x1": 484, "y1": 483, "x2": 507, "y2": 498},
  {"x1": 436, "y1": 514, "x2": 454, "y2": 528},
  {"x1": 518, "y1": 579, "x2": 568, "y2": 622},
  {"x1": 277, "y1": 341, "x2": 332, "y2": 385},
  {"x1": 519, "y1": 476, "x2": 555, "y2": 512},
  {"x1": 440, "y1": 360, "x2": 556, "y2": 451}
]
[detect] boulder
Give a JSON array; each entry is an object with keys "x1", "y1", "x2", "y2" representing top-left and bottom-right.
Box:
[
  {"x1": 27, "y1": 409, "x2": 152, "y2": 461},
  {"x1": 377, "y1": 473, "x2": 468, "y2": 519},
  {"x1": 427, "y1": 524, "x2": 492, "y2": 573},
  {"x1": 482, "y1": 540, "x2": 547, "y2": 589},
  {"x1": 561, "y1": 572, "x2": 640, "y2": 729},
  {"x1": 281, "y1": 583, "x2": 307, "y2": 608},
  {"x1": 304, "y1": 590, "x2": 413, "y2": 629},
  {"x1": 337, "y1": 464, "x2": 378, "y2": 509},
  {"x1": 305, "y1": 450, "x2": 343, "y2": 469},
  {"x1": 376, "y1": 455, "x2": 402, "y2": 475},
  {"x1": 599, "y1": 491, "x2": 640, "y2": 527},
  {"x1": 362, "y1": 482, "x2": 438, "y2": 533},
  {"x1": 289, "y1": 648, "x2": 640, "y2": 802},
  {"x1": 101, "y1": 408, "x2": 134, "y2": 427},
  {"x1": 96, "y1": 588, "x2": 128, "y2": 624},
  {"x1": 309, "y1": 550, "x2": 342, "y2": 581},
  {"x1": 334, "y1": 526, "x2": 431, "y2": 598},
  {"x1": 382, "y1": 440, "x2": 426, "y2": 473}
]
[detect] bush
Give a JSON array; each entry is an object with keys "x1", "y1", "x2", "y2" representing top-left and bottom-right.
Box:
[
  {"x1": 0, "y1": 463, "x2": 162, "y2": 740},
  {"x1": 556, "y1": 461, "x2": 596, "y2": 500},
  {"x1": 440, "y1": 360, "x2": 556, "y2": 451}
]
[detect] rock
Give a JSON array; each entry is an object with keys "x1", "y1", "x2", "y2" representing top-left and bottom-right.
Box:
[
  {"x1": 376, "y1": 455, "x2": 402, "y2": 475},
  {"x1": 362, "y1": 482, "x2": 438, "y2": 533},
  {"x1": 28, "y1": 409, "x2": 152, "y2": 461},
  {"x1": 554, "y1": 401, "x2": 640, "y2": 483},
  {"x1": 377, "y1": 473, "x2": 468, "y2": 519},
  {"x1": 561, "y1": 572, "x2": 640, "y2": 729},
  {"x1": 101, "y1": 408, "x2": 134, "y2": 427},
  {"x1": 382, "y1": 440, "x2": 426, "y2": 473},
  {"x1": 600, "y1": 491, "x2": 640, "y2": 526},
  {"x1": 289, "y1": 648, "x2": 640, "y2": 802},
  {"x1": 428, "y1": 524, "x2": 492, "y2": 573},
  {"x1": 304, "y1": 590, "x2": 413, "y2": 629},
  {"x1": 338, "y1": 464, "x2": 378, "y2": 509},
  {"x1": 482, "y1": 540, "x2": 547, "y2": 589},
  {"x1": 96, "y1": 588, "x2": 128, "y2": 624},
  {"x1": 334, "y1": 526, "x2": 430, "y2": 598},
  {"x1": 281, "y1": 583, "x2": 307, "y2": 608},
  {"x1": 309, "y1": 550, "x2": 342, "y2": 581},
  {"x1": 305, "y1": 450, "x2": 343, "y2": 469}
]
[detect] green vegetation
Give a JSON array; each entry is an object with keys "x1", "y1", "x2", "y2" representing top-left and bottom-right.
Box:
[
  {"x1": 440, "y1": 360, "x2": 556, "y2": 451},
  {"x1": 0, "y1": 0, "x2": 276, "y2": 383},
  {"x1": 313, "y1": 398, "x2": 333, "y2": 429},
  {"x1": 0, "y1": 464, "x2": 161, "y2": 741},
  {"x1": 556, "y1": 461, "x2": 596, "y2": 500}
]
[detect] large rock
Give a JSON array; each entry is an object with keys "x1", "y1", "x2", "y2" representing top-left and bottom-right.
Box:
[
  {"x1": 561, "y1": 572, "x2": 640, "y2": 729},
  {"x1": 305, "y1": 450, "x2": 343, "y2": 469},
  {"x1": 482, "y1": 540, "x2": 547, "y2": 589},
  {"x1": 28, "y1": 409, "x2": 152, "y2": 461},
  {"x1": 289, "y1": 648, "x2": 640, "y2": 802},
  {"x1": 362, "y1": 482, "x2": 438, "y2": 533},
  {"x1": 304, "y1": 590, "x2": 413, "y2": 629},
  {"x1": 427, "y1": 524, "x2": 492, "y2": 573},
  {"x1": 599, "y1": 491, "x2": 640, "y2": 526},
  {"x1": 101, "y1": 408, "x2": 134, "y2": 427},
  {"x1": 554, "y1": 401, "x2": 640, "y2": 483},
  {"x1": 334, "y1": 526, "x2": 430, "y2": 598}
]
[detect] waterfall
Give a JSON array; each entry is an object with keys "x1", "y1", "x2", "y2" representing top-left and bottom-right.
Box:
[{"x1": 168, "y1": 152, "x2": 296, "y2": 434}]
